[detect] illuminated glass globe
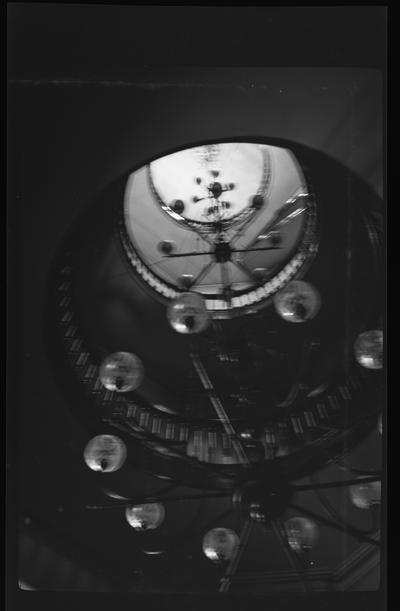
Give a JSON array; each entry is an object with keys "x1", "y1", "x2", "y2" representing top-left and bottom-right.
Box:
[
  {"x1": 202, "y1": 528, "x2": 239, "y2": 563},
  {"x1": 83, "y1": 435, "x2": 127, "y2": 472},
  {"x1": 284, "y1": 517, "x2": 319, "y2": 552},
  {"x1": 99, "y1": 352, "x2": 144, "y2": 392},
  {"x1": 167, "y1": 291, "x2": 211, "y2": 334},
  {"x1": 273, "y1": 280, "x2": 321, "y2": 323},
  {"x1": 349, "y1": 478, "x2": 381, "y2": 509},
  {"x1": 354, "y1": 330, "x2": 383, "y2": 370},
  {"x1": 125, "y1": 503, "x2": 165, "y2": 531},
  {"x1": 102, "y1": 488, "x2": 130, "y2": 500}
]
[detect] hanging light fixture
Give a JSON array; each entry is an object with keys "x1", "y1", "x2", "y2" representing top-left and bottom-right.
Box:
[
  {"x1": 83, "y1": 435, "x2": 127, "y2": 472},
  {"x1": 202, "y1": 528, "x2": 239, "y2": 563},
  {"x1": 99, "y1": 351, "x2": 144, "y2": 392},
  {"x1": 179, "y1": 274, "x2": 195, "y2": 290},
  {"x1": 354, "y1": 330, "x2": 383, "y2": 370},
  {"x1": 284, "y1": 517, "x2": 319, "y2": 552},
  {"x1": 349, "y1": 478, "x2": 381, "y2": 509},
  {"x1": 158, "y1": 240, "x2": 176, "y2": 255},
  {"x1": 125, "y1": 503, "x2": 166, "y2": 531},
  {"x1": 377, "y1": 413, "x2": 382, "y2": 435},
  {"x1": 252, "y1": 267, "x2": 270, "y2": 283},
  {"x1": 170, "y1": 199, "x2": 185, "y2": 215},
  {"x1": 273, "y1": 280, "x2": 321, "y2": 323},
  {"x1": 167, "y1": 291, "x2": 210, "y2": 334}
]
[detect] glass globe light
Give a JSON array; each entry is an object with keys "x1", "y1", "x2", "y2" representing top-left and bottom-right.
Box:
[
  {"x1": 273, "y1": 280, "x2": 321, "y2": 323},
  {"x1": 167, "y1": 291, "x2": 210, "y2": 334},
  {"x1": 99, "y1": 352, "x2": 144, "y2": 392},
  {"x1": 158, "y1": 240, "x2": 176, "y2": 255},
  {"x1": 249, "y1": 503, "x2": 266, "y2": 523},
  {"x1": 171, "y1": 199, "x2": 185, "y2": 215},
  {"x1": 251, "y1": 194, "x2": 264, "y2": 209},
  {"x1": 83, "y1": 435, "x2": 127, "y2": 473},
  {"x1": 202, "y1": 528, "x2": 239, "y2": 563},
  {"x1": 349, "y1": 478, "x2": 381, "y2": 509},
  {"x1": 284, "y1": 517, "x2": 319, "y2": 552},
  {"x1": 125, "y1": 503, "x2": 165, "y2": 531},
  {"x1": 268, "y1": 230, "x2": 283, "y2": 246},
  {"x1": 252, "y1": 267, "x2": 269, "y2": 283},
  {"x1": 354, "y1": 330, "x2": 383, "y2": 370}
]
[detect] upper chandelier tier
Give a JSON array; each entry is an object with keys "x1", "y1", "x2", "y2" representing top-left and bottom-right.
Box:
[
  {"x1": 148, "y1": 142, "x2": 271, "y2": 229},
  {"x1": 121, "y1": 141, "x2": 318, "y2": 317}
]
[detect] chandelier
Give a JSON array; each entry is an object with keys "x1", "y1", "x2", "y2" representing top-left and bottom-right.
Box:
[{"x1": 45, "y1": 139, "x2": 383, "y2": 593}]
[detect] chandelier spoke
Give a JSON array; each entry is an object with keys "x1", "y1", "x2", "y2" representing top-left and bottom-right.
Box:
[
  {"x1": 219, "y1": 518, "x2": 254, "y2": 593},
  {"x1": 164, "y1": 250, "x2": 212, "y2": 259},
  {"x1": 231, "y1": 246, "x2": 281, "y2": 254},
  {"x1": 232, "y1": 259, "x2": 255, "y2": 282},
  {"x1": 271, "y1": 520, "x2": 312, "y2": 593},
  {"x1": 190, "y1": 353, "x2": 250, "y2": 467},
  {"x1": 191, "y1": 260, "x2": 216, "y2": 287},
  {"x1": 292, "y1": 475, "x2": 381, "y2": 491}
]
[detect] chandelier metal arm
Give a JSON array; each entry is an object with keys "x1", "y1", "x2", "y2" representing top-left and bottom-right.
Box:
[
  {"x1": 164, "y1": 251, "x2": 213, "y2": 259},
  {"x1": 291, "y1": 474, "x2": 381, "y2": 491},
  {"x1": 231, "y1": 246, "x2": 281, "y2": 254},
  {"x1": 220, "y1": 261, "x2": 231, "y2": 298},
  {"x1": 194, "y1": 187, "x2": 231, "y2": 204},
  {"x1": 228, "y1": 212, "x2": 259, "y2": 248},
  {"x1": 163, "y1": 246, "x2": 280, "y2": 259},
  {"x1": 190, "y1": 225, "x2": 215, "y2": 247},
  {"x1": 190, "y1": 260, "x2": 216, "y2": 287},
  {"x1": 232, "y1": 259, "x2": 255, "y2": 282},
  {"x1": 231, "y1": 192, "x2": 308, "y2": 252},
  {"x1": 86, "y1": 491, "x2": 231, "y2": 510},
  {"x1": 190, "y1": 353, "x2": 251, "y2": 467},
  {"x1": 290, "y1": 503, "x2": 380, "y2": 547},
  {"x1": 271, "y1": 520, "x2": 312, "y2": 593},
  {"x1": 219, "y1": 518, "x2": 254, "y2": 593},
  {"x1": 335, "y1": 459, "x2": 382, "y2": 477}
]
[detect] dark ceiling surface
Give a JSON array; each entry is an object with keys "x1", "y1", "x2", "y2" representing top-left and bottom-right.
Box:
[{"x1": 7, "y1": 5, "x2": 386, "y2": 611}]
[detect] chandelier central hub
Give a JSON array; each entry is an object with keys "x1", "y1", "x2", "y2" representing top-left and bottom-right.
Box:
[
  {"x1": 210, "y1": 181, "x2": 223, "y2": 199},
  {"x1": 233, "y1": 480, "x2": 293, "y2": 524},
  {"x1": 213, "y1": 239, "x2": 232, "y2": 263}
]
